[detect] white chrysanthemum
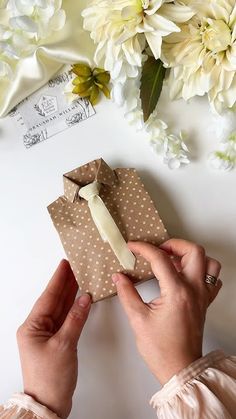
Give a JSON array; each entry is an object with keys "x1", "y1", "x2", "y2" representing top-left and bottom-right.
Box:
[{"x1": 163, "y1": 0, "x2": 236, "y2": 113}]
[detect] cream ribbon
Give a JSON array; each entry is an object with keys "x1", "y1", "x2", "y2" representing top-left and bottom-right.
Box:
[{"x1": 79, "y1": 181, "x2": 136, "y2": 270}]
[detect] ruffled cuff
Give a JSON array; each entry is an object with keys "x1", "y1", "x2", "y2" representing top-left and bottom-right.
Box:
[
  {"x1": 150, "y1": 350, "x2": 236, "y2": 418},
  {"x1": 0, "y1": 393, "x2": 61, "y2": 419}
]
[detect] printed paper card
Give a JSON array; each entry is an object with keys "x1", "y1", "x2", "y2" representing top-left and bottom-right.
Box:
[{"x1": 9, "y1": 70, "x2": 95, "y2": 148}]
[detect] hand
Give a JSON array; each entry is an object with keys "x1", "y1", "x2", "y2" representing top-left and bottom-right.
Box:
[
  {"x1": 17, "y1": 260, "x2": 91, "y2": 418},
  {"x1": 112, "y1": 239, "x2": 222, "y2": 385}
]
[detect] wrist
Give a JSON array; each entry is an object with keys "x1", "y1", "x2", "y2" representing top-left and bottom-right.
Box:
[
  {"x1": 24, "y1": 389, "x2": 71, "y2": 419},
  {"x1": 154, "y1": 352, "x2": 203, "y2": 385}
]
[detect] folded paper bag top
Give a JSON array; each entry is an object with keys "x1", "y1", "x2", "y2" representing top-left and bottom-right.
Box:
[{"x1": 48, "y1": 158, "x2": 169, "y2": 302}]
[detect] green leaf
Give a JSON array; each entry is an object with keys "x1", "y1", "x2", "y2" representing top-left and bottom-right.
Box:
[{"x1": 140, "y1": 57, "x2": 166, "y2": 122}]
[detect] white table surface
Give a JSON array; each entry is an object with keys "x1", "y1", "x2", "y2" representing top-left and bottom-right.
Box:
[{"x1": 0, "y1": 89, "x2": 236, "y2": 419}]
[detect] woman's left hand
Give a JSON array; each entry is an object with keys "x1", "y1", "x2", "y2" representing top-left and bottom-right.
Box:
[{"x1": 17, "y1": 260, "x2": 91, "y2": 419}]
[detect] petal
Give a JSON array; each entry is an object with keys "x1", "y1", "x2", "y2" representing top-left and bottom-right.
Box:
[
  {"x1": 9, "y1": 16, "x2": 37, "y2": 32},
  {"x1": 145, "y1": 31, "x2": 162, "y2": 59},
  {"x1": 0, "y1": 40, "x2": 20, "y2": 58},
  {"x1": 0, "y1": 60, "x2": 12, "y2": 78},
  {"x1": 145, "y1": 14, "x2": 180, "y2": 36},
  {"x1": 36, "y1": 4, "x2": 56, "y2": 21},
  {"x1": 49, "y1": 9, "x2": 66, "y2": 31},
  {"x1": 167, "y1": 158, "x2": 181, "y2": 169},
  {"x1": 145, "y1": 0, "x2": 164, "y2": 16},
  {"x1": 159, "y1": 3, "x2": 195, "y2": 23},
  {"x1": 13, "y1": 0, "x2": 34, "y2": 15},
  {"x1": 122, "y1": 36, "x2": 142, "y2": 66}
]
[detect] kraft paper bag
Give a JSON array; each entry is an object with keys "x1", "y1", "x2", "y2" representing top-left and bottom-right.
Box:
[{"x1": 48, "y1": 158, "x2": 169, "y2": 302}]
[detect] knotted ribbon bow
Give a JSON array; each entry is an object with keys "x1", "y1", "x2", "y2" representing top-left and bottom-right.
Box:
[{"x1": 79, "y1": 181, "x2": 136, "y2": 270}]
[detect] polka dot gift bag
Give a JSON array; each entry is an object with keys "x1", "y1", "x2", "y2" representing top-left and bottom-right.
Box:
[{"x1": 48, "y1": 158, "x2": 168, "y2": 302}]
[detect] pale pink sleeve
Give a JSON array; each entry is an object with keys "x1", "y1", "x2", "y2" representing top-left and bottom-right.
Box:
[
  {"x1": 0, "y1": 393, "x2": 60, "y2": 419},
  {"x1": 150, "y1": 351, "x2": 236, "y2": 419}
]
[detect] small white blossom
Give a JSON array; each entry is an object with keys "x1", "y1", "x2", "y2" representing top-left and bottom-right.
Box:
[
  {"x1": 121, "y1": 76, "x2": 190, "y2": 169},
  {"x1": 163, "y1": 133, "x2": 190, "y2": 169},
  {"x1": 208, "y1": 132, "x2": 236, "y2": 172},
  {"x1": 208, "y1": 110, "x2": 236, "y2": 141}
]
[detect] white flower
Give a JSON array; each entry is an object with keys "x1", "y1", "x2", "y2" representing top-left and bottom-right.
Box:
[
  {"x1": 0, "y1": 59, "x2": 13, "y2": 78},
  {"x1": 8, "y1": 0, "x2": 66, "y2": 41},
  {"x1": 163, "y1": 1, "x2": 236, "y2": 113},
  {"x1": 150, "y1": 127, "x2": 190, "y2": 169},
  {"x1": 0, "y1": 0, "x2": 66, "y2": 80},
  {"x1": 82, "y1": 0, "x2": 184, "y2": 58},
  {"x1": 0, "y1": 25, "x2": 35, "y2": 59},
  {"x1": 82, "y1": 0, "x2": 193, "y2": 89},
  {"x1": 208, "y1": 109, "x2": 236, "y2": 141},
  {"x1": 165, "y1": 135, "x2": 190, "y2": 169},
  {"x1": 82, "y1": 0, "x2": 192, "y2": 169},
  {"x1": 122, "y1": 75, "x2": 190, "y2": 168},
  {"x1": 94, "y1": 31, "x2": 145, "y2": 92},
  {"x1": 208, "y1": 132, "x2": 236, "y2": 171},
  {"x1": 208, "y1": 153, "x2": 235, "y2": 171}
]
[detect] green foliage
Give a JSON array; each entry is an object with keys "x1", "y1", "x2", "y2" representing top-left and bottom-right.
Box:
[{"x1": 140, "y1": 57, "x2": 166, "y2": 122}]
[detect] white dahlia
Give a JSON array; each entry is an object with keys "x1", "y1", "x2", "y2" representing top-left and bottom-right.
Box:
[
  {"x1": 82, "y1": 0, "x2": 193, "y2": 74},
  {"x1": 163, "y1": 0, "x2": 236, "y2": 113}
]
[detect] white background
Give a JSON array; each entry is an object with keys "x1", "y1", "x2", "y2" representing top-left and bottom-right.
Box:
[{"x1": 0, "y1": 90, "x2": 236, "y2": 419}]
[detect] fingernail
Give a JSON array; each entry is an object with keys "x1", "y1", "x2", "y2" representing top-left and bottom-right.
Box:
[
  {"x1": 78, "y1": 294, "x2": 91, "y2": 308},
  {"x1": 112, "y1": 273, "x2": 120, "y2": 284}
]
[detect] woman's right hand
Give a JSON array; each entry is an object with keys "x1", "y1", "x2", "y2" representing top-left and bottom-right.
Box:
[{"x1": 112, "y1": 239, "x2": 222, "y2": 385}]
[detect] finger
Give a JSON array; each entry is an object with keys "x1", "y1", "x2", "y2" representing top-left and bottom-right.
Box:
[
  {"x1": 160, "y1": 239, "x2": 206, "y2": 283},
  {"x1": 112, "y1": 273, "x2": 146, "y2": 322},
  {"x1": 128, "y1": 241, "x2": 179, "y2": 293},
  {"x1": 168, "y1": 255, "x2": 182, "y2": 272},
  {"x1": 55, "y1": 294, "x2": 91, "y2": 348},
  {"x1": 56, "y1": 273, "x2": 79, "y2": 329},
  {"x1": 28, "y1": 260, "x2": 77, "y2": 320},
  {"x1": 205, "y1": 257, "x2": 222, "y2": 305}
]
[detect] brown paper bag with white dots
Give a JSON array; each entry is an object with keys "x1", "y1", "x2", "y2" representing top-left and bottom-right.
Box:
[{"x1": 48, "y1": 158, "x2": 169, "y2": 302}]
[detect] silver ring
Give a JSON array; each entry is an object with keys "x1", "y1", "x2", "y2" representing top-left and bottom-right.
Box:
[{"x1": 205, "y1": 274, "x2": 218, "y2": 286}]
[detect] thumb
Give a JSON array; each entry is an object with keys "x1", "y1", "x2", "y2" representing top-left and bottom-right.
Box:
[
  {"x1": 112, "y1": 273, "x2": 146, "y2": 322},
  {"x1": 56, "y1": 294, "x2": 91, "y2": 348}
]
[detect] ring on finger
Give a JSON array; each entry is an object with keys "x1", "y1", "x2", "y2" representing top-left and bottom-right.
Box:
[{"x1": 205, "y1": 274, "x2": 219, "y2": 287}]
